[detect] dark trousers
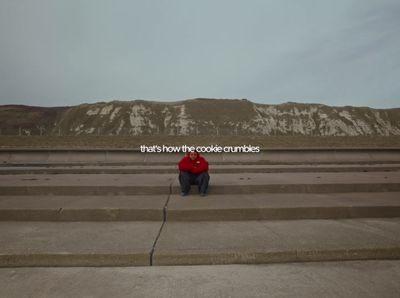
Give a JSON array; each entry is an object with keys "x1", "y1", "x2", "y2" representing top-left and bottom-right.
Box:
[{"x1": 179, "y1": 171, "x2": 210, "y2": 194}]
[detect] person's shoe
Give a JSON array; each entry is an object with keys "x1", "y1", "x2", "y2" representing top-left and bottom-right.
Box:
[
  {"x1": 181, "y1": 192, "x2": 188, "y2": 197},
  {"x1": 200, "y1": 192, "x2": 207, "y2": 197}
]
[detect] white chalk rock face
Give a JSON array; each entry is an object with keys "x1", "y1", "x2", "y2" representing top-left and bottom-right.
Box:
[{"x1": 1, "y1": 99, "x2": 399, "y2": 136}]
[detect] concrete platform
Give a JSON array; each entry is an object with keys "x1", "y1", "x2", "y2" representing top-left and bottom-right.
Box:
[
  {"x1": 0, "y1": 195, "x2": 167, "y2": 221},
  {"x1": 153, "y1": 218, "x2": 400, "y2": 265},
  {"x1": 1, "y1": 163, "x2": 399, "y2": 174},
  {"x1": 167, "y1": 192, "x2": 400, "y2": 221},
  {"x1": 1, "y1": 261, "x2": 400, "y2": 298},
  {"x1": 0, "y1": 221, "x2": 162, "y2": 267}
]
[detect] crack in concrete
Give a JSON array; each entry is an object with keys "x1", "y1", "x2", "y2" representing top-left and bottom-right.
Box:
[
  {"x1": 149, "y1": 220, "x2": 165, "y2": 266},
  {"x1": 149, "y1": 181, "x2": 173, "y2": 265}
]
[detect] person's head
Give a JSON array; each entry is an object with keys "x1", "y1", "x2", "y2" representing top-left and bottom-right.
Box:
[{"x1": 188, "y1": 150, "x2": 198, "y2": 160}]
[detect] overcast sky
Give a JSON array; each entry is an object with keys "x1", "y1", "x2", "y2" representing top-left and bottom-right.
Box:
[{"x1": 0, "y1": 0, "x2": 399, "y2": 108}]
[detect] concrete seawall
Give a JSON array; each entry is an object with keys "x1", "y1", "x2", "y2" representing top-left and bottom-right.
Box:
[{"x1": 1, "y1": 147, "x2": 400, "y2": 269}]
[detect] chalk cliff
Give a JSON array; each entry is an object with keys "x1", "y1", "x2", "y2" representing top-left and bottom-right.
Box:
[{"x1": 1, "y1": 99, "x2": 399, "y2": 136}]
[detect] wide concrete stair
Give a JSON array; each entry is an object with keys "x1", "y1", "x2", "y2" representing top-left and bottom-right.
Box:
[
  {"x1": 1, "y1": 163, "x2": 400, "y2": 174},
  {"x1": 1, "y1": 150, "x2": 400, "y2": 267}
]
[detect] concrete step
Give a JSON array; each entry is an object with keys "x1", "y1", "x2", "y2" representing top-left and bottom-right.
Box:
[
  {"x1": 166, "y1": 192, "x2": 400, "y2": 221},
  {"x1": 2, "y1": 148, "x2": 400, "y2": 165},
  {"x1": 1, "y1": 172, "x2": 399, "y2": 195},
  {"x1": 1, "y1": 261, "x2": 400, "y2": 298},
  {"x1": 2, "y1": 218, "x2": 400, "y2": 267},
  {"x1": 1, "y1": 163, "x2": 399, "y2": 174},
  {"x1": 0, "y1": 174, "x2": 176, "y2": 195},
  {"x1": 153, "y1": 218, "x2": 400, "y2": 265},
  {"x1": 0, "y1": 221, "x2": 162, "y2": 267},
  {"x1": 172, "y1": 172, "x2": 400, "y2": 194},
  {"x1": 1, "y1": 193, "x2": 399, "y2": 221},
  {"x1": 0, "y1": 195, "x2": 167, "y2": 221}
]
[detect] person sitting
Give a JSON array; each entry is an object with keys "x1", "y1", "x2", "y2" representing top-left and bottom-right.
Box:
[{"x1": 178, "y1": 150, "x2": 210, "y2": 196}]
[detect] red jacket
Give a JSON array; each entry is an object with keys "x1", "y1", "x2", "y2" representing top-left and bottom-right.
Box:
[{"x1": 178, "y1": 153, "x2": 209, "y2": 174}]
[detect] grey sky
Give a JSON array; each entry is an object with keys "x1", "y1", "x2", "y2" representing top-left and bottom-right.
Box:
[{"x1": 0, "y1": 0, "x2": 399, "y2": 108}]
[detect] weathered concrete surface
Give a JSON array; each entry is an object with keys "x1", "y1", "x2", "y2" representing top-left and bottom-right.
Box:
[
  {"x1": 1, "y1": 171, "x2": 399, "y2": 195},
  {"x1": 0, "y1": 195, "x2": 167, "y2": 221},
  {"x1": 0, "y1": 221, "x2": 162, "y2": 267},
  {"x1": 8, "y1": 170, "x2": 391, "y2": 187},
  {"x1": 1, "y1": 261, "x2": 400, "y2": 298},
  {"x1": 182, "y1": 172, "x2": 400, "y2": 185},
  {"x1": 1, "y1": 150, "x2": 399, "y2": 270},
  {"x1": 167, "y1": 192, "x2": 400, "y2": 221},
  {"x1": 1, "y1": 148, "x2": 400, "y2": 165},
  {"x1": 1, "y1": 163, "x2": 399, "y2": 174},
  {"x1": 0, "y1": 173, "x2": 176, "y2": 195},
  {"x1": 1, "y1": 193, "x2": 399, "y2": 222},
  {"x1": 153, "y1": 218, "x2": 400, "y2": 265},
  {"x1": 171, "y1": 172, "x2": 400, "y2": 194},
  {"x1": 0, "y1": 149, "x2": 145, "y2": 164},
  {"x1": 0, "y1": 173, "x2": 176, "y2": 186}
]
